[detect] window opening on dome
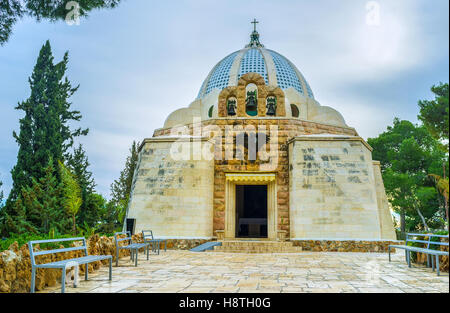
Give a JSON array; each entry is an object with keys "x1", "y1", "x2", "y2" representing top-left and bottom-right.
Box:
[{"x1": 291, "y1": 104, "x2": 300, "y2": 118}]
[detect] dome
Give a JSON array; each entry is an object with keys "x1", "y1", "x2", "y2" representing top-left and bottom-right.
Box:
[{"x1": 196, "y1": 29, "x2": 314, "y2": 100}]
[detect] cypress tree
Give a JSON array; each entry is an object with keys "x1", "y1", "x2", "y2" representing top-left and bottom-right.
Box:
[
  {"x1": 110, "y1": 141, "x2": 140, "y2": 225},
  {"x1": 0, "y1": 40, "x2": 87, "y2": 236}
]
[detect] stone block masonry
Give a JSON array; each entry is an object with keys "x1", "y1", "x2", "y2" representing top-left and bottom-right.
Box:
[
  {"x1": 152, "y1": 118, "x2": 358, "y2": 238},
  {"x1": 288, "y1": 135, "x2": 396, "y2": 240},
  {"x1": 126, "y1": 137, "x2": 214, "y2": 238}
]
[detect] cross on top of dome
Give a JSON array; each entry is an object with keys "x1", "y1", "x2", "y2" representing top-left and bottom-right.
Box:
[
  {"x1": 246, "y1": 18, "x2": 264, "y2": 48},
  {"x1": 251, "y1": 18, "x2": 259, "y2": 31}
]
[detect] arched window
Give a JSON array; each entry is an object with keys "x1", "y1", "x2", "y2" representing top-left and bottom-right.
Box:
[
  {"x1": 290, "y1": 104, "x2": 300, "y2": 118},
  {"x1": 208, "y1": 106, "x2": 214, "y2": 118},
  {"x1": 245, "y1": 83, "x2": 258, "y2": 116}
]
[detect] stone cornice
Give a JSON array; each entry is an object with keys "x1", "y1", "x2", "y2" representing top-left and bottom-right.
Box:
[
  {"x1": 287, "y1": 135, "x2": 373, "y2": 152},
  {"x1": 153, "y1": 117, "x2": 358, "y2": 136},
  {"x1": 138, "y1": 136, "x2": 211, "y2": 152}
]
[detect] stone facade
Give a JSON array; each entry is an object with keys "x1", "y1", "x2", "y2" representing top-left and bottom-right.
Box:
[
  {"x1": 126, "y1": 137, "x2": 214, "y2": 238},
  {"x1": 288, "y1": 135, "x2": 396, "y2": 240},
  {"x1": 126, "y1": 72, "x2": 396, "y2": 244},
  {"x1": 148, "y1": 118, "x2": 357, "y2": 239}
]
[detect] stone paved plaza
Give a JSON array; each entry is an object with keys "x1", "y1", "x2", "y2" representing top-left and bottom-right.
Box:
[{"x1": 41, "y1": 250, "x2": 449, "y2": 293}]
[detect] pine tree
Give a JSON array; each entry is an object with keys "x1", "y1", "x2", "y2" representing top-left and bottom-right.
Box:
[
  {"x1": 2, "y1": 159, "x2": 71, "y2": 235},
  {"x1": 1, "y1": 1, "x2": 123, "y2": 45},
  {"x1": 110, "y1": 141, "x2": 140, "y2": 226},
  {"x1": 0, "y1": 41, "x2": 87, "y2": 236},
  {"x1": 67, "y1": 144, "x2": 98, "y2": 227}
]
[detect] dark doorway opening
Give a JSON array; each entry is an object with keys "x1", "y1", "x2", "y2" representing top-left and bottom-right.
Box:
[{"x1": 235, "y1": 185, "x2": 268, "y2": 238}]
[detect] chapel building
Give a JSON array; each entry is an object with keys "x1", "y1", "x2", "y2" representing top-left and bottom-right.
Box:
[{"x1": 125, "y1": 23, "x2": 396, "y2": 248}]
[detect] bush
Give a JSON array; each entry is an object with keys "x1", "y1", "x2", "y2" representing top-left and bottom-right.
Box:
[
  {"x1": 0, "y1": 230, "x2": 117, "y2": 252},
  {"x1": 0, "y1": 233, "x2": 74, "y2": 252}
]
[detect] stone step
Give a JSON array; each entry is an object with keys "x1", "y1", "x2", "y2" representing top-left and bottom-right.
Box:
[
  {"x1": 212, "y1": 240, "x2": 302, "y2": 253},
  {"x1": 213, "y1": 248, "x2": 303, "y2": 253}
]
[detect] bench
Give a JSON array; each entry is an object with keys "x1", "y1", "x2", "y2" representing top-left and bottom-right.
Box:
[
  {"x1": 28, "y1": 237, "x2": 112, "y2": 293},
  {"x1": 142, "y1": 230, "x2": 167, "y2": 255},
  {"x1": 389, "y1": 233, "x2": 449, "y2": 276},
  {"x1": 114, "y1": 231, "x2": 150, "y2": 267}
]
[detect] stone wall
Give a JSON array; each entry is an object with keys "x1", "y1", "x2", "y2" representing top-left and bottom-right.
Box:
[
  {"x1": 288, "y1": 135, "x2": 396, "y2": 240},
  {"x1": 372, "y1": 161, "x2": 397, "y2": 239},
  {"x1": 126, "y1": 137, "x2": 214, "y2": 238},
  {"x1": 292, "y1": 240, "x2": 401, "y2": 253}
]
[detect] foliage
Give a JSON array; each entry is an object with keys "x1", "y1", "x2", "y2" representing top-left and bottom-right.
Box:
[
  {"x1": 0, "y1": 40, "x2": 87, "y2": 236},
  {"x1": 97, "y1": 199, "x2": 124, "y2": 234},
  {"x1": 67, "y1": 144, "x2": 99, "y2": 227},
  {"x1": 368, "y1": 118, "x2": 448, "y2": 232},
  {"x1": 406, "y1": 230, "x2": 449, "y2": 262},
  {"x1": 110, "y1": 140, "x2": 139, "y2": 228},
  {"x1": 1, "y1": 159, "x2": 73, "y2": 236},
  {"x1": 0, "y1": 232, "x2": 74, "y2": 252},
  {"x1": 0, "y1": 0, "x2": 122, "y2": 45},
  {"x1": 429, "y1": 174, "x2": 449, "y2": 224},
  {"x1": 0, "y1": 227, "x2": 116, "y2": 252},
  {"x1": 76, "y1": 221, "x2": 98, "y2": 238},
  {"x1": 418, "y1": 82, "x2": 449, "y2": 151},
  {"x1": 59, "y1": 160, "x2": 82, "y2": 235}
]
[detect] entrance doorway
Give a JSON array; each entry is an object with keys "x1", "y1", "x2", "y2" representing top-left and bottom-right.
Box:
[{"x1": 235, "y1": 185, "x2": 268, "y2": 238}]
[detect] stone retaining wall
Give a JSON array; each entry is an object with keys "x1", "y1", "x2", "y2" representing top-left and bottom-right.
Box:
[{"x1": 291, "y1": 240, "x2": 402, "y2": 253}]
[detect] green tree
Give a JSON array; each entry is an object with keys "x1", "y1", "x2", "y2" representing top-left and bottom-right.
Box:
[
  {"x1": 429, "y1": 174, "x2": 449, "y2": 227},
  {"x1": 110, "y1": 140, "x2": 139, "y2": 227},
  {"x1": 59, "y1": 160, "x2": 82, "y2": 235},
  {"x1": 67, "y1": 144, "x2": 99, "y2": 227},
  {"x1": 98, "y1": 198, "x2": 123, "y2": 234},
  {"x1": 1, "y1": 159, "x2": 71, "y2": 236},
  {"x1": 1, "y1": 0, "x2": 122, "y2": 45},
  {"x1": 418, "y1": 82, "x2": 449, "y2": 151},
  {"x1": 368, "y1": 119, "x2": 447, "y2": 232},
  {"x1": 1, "y1": 40, "x2": 87, "y2": 235}
]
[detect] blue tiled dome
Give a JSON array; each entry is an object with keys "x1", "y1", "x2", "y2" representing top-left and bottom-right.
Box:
[{"x1": 197, "y1": 46, "x2": 314, "y2": 100}]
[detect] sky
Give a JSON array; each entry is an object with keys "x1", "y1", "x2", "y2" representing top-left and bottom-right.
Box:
[{"x1": 0, "y1": 0, "x2": 448, "y2": 199}]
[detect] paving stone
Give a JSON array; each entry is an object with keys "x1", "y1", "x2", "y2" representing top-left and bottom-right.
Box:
[{"x1": 39, "y1": 250, "x2": 448, "y2": 293}]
